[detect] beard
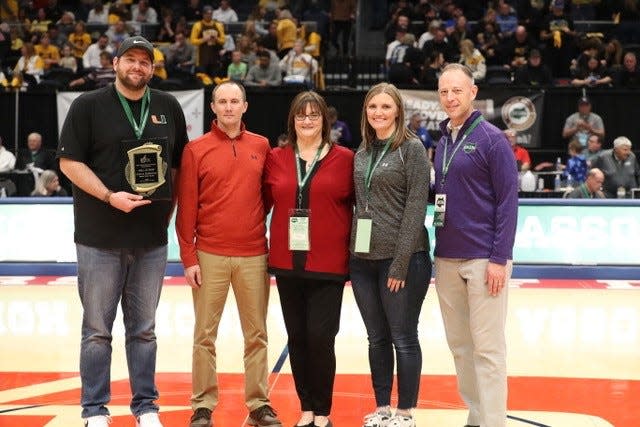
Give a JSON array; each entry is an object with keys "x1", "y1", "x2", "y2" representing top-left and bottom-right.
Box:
[{"x1": 116, "y1": 68, "x2": 152, "y2": 91}]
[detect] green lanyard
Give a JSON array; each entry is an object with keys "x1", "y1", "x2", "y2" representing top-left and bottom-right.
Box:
[
  {"x1": 117, "y1": 87, "x2": 151, "y2": 140},
  {"x1": 579, "y1": 183, "x2": 592, "y2": 198},
  {"x1": 295, "y1": 143, "x2": 325, "y2": 208},
  {"x1": 364, "y1": 138, "x2": 392, "y2": 210},
  {"x1": 441, "y1": 115, "x2": 483, "y2": 187}
]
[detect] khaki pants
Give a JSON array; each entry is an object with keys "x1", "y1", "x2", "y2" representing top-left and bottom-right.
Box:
[
  {"x1": 434, "y1": 257, "x2": 512, "y2": 427},
  {"x1": 191, "y1": 252, "x2": 270, "y2": 412}
]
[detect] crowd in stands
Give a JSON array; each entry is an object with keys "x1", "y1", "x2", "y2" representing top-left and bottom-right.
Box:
[
  {"x1": 378, "y1": 0, "x2": 639, "y2": 198},
  {"x1": 0, "y1": 0, "x2": 359, "y2": 91},
  {"x1": 0, "y1": 131, "x2": 61, "y2": 197},
  {"x1": 383, "y1": 0, "x2": 640, "y2": 88},
  {"x1": 503, "y1": 94, "x2": 639, "y2": 199},
  {"x1": 1, "y1": 0, "x2": 640, "y2": 91},
  {"x1": 0, "y1": 0, "x2": 639, "y2": 200}
]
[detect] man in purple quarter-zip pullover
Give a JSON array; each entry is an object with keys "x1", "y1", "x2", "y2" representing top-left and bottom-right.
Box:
[{"x1": 433, "y1": 63, "x2": 519, "y2": 427}]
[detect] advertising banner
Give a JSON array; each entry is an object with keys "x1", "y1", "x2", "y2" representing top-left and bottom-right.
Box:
[
  {"x1": 400, "y1": 89, "x2": 544, "y2": 148},
  {"x1": 2, "y1": 202, "x2": 639, "y2": 265}
]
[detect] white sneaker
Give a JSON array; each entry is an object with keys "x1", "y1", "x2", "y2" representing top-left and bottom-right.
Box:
[
  {"x1": 363, "y1": 410, "x2": 392, "y2": 427},
  {"x1": 84, "y1": 415, "x2": 111, "y2": 426},
  {"x1": 388, "y1": 414, "x2": 416, "y2": 427},
  {"x1": 136, "y1": 412, "x2": 163, "y2": 427}
]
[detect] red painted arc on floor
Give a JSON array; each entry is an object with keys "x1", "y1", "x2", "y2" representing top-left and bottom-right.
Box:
[{"x1": 0, "y1": 372, "x2": 637, "y2": 427}]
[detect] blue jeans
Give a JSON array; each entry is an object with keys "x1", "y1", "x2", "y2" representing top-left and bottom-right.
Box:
[
  {"x1": 76, "y1": 243, "x2": 167, "y2": 418},
  {"x1": 350, "y1": 251, "x2": 431, "y2": 409}
]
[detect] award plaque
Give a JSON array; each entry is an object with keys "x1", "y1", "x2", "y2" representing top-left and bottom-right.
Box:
[{"x1": 121, "y1": 137, "x2": 172, "y2": 200}]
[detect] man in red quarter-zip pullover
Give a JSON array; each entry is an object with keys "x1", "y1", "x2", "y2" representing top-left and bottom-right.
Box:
[{"x1": 176, "y1": 81, "x2": 282, "y2": 427}]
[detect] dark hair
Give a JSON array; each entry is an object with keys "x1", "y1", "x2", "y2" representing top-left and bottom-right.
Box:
[
  {"x1": 22, "y1": 42, "x2": 36, "y2": 57},
  {"x1": 256, "y1": 50, "x2": 270, "y2": 59},
  {"x1": 276, "y1": 133, "x2": 288, "y2": 147},
  {"x1": 426, "y1": 49, "x2": 442, "y2": 65},
  {"x1": 287, "y1": 91, "x2": 332, "y2": 149}
]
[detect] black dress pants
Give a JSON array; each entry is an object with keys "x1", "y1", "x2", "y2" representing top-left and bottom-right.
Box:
[{"x1": 275, "y1": 275, "x2": 345, "y2": 415}]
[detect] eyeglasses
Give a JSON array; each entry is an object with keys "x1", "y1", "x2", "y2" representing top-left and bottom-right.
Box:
[{"x1": 294, "y1": 113, "x2": 322, "y2": 122}]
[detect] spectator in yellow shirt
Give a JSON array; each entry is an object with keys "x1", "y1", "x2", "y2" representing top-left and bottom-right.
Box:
[
  {"x1": 276, "y1": 9, "x2": 296, "y2": 58},
  {"x1": 30, "y1": 8, "x2": 51, "y2": 35},
  {"x1": 152, "y1": 47, "x2": 167, "y2": 82},
  {"x1": 303, "y1": 26, "x2": 322, "y2": 60},
  {"x1": 68, "y1": 21, "x2": 92, "y2": 62},
  {"x1": 35, "y1": 33, "x2": 60, "y2": 70},
  {"x1": 190, "y1": 5, "x2": 225, "y2": 77}
]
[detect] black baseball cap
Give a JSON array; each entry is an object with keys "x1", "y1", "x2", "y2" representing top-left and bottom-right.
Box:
[{"x1": 116, "y1": 36, "x2": 154, "y2": 63}]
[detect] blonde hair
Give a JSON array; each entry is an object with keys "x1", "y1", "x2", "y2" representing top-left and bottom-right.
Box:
[
  {"x1": 400, "y1": 33, "x2": 415, "y2": 46},
  {"x1": 459, "y1": 39, "x2": 475, "y2": 59},
  {"x1": 360, "y1": 82, "x2": 417, "y2": 150}
]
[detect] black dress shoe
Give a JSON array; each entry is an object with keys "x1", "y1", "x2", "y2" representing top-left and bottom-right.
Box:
[
  {"x1": 293, "y1": 423, "x2": 314, "y2": 427},
  {"x1": 464, "y1": 425, "x2": 480, "y2": 427}
]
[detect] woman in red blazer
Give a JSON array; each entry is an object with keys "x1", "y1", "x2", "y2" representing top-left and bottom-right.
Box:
[{"x1": 263, "y1": 91, "x2": 354, "y2": 427}]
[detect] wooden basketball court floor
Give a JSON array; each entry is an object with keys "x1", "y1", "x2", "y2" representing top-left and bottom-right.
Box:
[{"x1": 0, "y1": 276, "x2": 638, "y2": 427}]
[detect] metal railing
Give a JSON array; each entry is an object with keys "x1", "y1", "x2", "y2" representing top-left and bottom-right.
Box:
[{"x1": 322, "y1": 56, "x2": 387, "y2": 90}]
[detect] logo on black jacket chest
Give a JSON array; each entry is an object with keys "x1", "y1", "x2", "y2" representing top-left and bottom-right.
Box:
[{"x1": 151, "y1": 114, "x2": 167, "y2": 124}]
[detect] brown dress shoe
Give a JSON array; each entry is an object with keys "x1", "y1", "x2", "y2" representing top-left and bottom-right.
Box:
[
  {"x1": 247, "y1": 405, "x2": 282, "y2": 426},
  {"x1": 189, "y1": 407, "x2": 212, "y2": 427}
]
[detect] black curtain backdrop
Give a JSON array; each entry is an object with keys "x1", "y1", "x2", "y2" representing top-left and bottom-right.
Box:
[{"x1": 1, "y1": 87, "x2": 638, "y2": 166}]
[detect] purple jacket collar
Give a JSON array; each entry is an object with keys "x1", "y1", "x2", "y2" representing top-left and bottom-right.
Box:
[{"x1": 438, "y1": 110, "x2": 483, "y2": 140}]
